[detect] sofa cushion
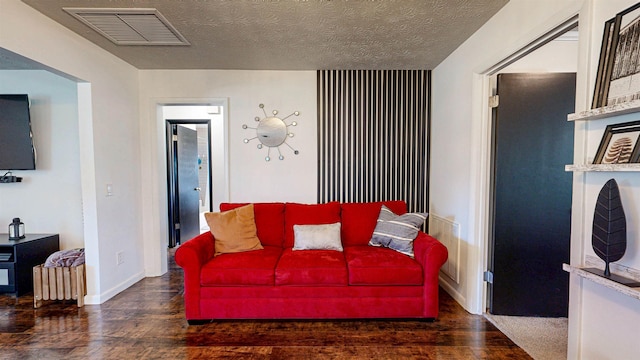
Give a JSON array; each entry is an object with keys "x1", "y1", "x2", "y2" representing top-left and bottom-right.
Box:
[
  {"x1": 201, "y1": 246, "x2": 282, "y2": 286},
  {"x1": 205, "y1": 204, "x2": 263, "y2": 256},
  {"x1": 369, "y1": 205, "x2": 428, "y2": 257},
  {"x1": 293, "y1": 223, "x2": 343, "y2": 251},
  {"x1": 344, "y1": 246, "x2": 423, "y2": 286},
  {"x1": 284, "y1": 202, "x2": 341, "y2": 248},
  {"x1": 275, "y1": 248, "x2": 348, "y2": 286},
  {"x1": 220, "y1": 203, "x2": 285, "y2": 247},
  {"x1": 340, "y1": 201, "x2": 407, "y2": 246}
]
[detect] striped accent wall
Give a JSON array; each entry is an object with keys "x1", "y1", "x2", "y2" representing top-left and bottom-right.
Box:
[{"x1": 317, "y1": 70, "x2": 430, "y2": 214}]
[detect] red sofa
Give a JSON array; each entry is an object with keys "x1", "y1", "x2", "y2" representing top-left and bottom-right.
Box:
[{"x1": 175, "y1": 201, "x2": 448, "y2": 323}]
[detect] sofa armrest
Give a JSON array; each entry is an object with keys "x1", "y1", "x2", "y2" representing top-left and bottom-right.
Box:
[
  {"x1": 175, "y1": 232, "x2": 215, "y2": 269},
  {"x1": 174, "y1": 232, "x2": 215, "y2": 320},
  {"x1": 413, "y1": 231, "x2": 448, "y2": 318}
]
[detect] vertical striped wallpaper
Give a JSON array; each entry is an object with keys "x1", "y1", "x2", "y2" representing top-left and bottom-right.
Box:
[{"x1": 317, "y1": 70, "x2": 430, "y2": 214}]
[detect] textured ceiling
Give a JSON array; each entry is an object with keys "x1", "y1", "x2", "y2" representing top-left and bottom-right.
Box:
[{"x1": 16, "y1": 0, "x2": 510, "y2": 70}]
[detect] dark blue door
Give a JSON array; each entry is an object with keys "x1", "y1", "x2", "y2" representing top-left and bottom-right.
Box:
[{"x1": 490, "y1": 73, "x2": 575, "y2": 317}]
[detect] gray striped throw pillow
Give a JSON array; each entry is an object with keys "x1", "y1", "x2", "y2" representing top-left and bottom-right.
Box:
[{"x1": 368, "y1": 205, "x2": 428, "y2": 257}]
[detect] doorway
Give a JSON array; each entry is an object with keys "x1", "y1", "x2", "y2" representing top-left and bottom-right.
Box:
[
  {"x1": 482, "y1": 18, "x2": 579, "y2": 316},
  {"x1": 162, "y1": 103, "x2": 227, "y2": 248},
  {"x1": 166, "y1": 119, "x2": 211, "y2": 247}
]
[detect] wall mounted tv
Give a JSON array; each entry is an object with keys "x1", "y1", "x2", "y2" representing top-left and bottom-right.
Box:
[{"x1": 0, "y1": 94, "x2": 36, "y2": 170}]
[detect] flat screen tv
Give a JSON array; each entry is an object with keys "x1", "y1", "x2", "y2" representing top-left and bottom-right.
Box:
[{"x1": 0, "y1": 94, "x2": 36, "y2": 170}]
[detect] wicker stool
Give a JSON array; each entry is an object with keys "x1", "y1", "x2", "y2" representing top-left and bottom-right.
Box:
[{"x1": 33, "y1": 263, "x2": 86, "y2": 308}]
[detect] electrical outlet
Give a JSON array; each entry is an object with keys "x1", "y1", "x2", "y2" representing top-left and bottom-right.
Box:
[{"x1": 116, "y1": 251, "x2": 124, "y2": 265}]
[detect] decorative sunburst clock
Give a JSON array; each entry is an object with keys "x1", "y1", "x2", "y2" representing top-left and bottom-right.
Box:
[{"x1": 243, "y1": 104, "x2": 300, "y2": 161}]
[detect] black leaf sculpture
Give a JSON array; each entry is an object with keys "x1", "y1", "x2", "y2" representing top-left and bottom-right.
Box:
[{"x1": 592, "y1": 178, "x2": 626, "y2": 277}]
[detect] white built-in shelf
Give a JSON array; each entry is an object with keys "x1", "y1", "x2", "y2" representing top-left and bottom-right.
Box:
[
  {"x1": 568, "y1": 99, "x2": 640, "y2": 121},
  {"x1": 563, "y1": 255, "x2": 640, "y2": 301},
  {"x1": 567, "y1": 102, "x2": 640, "y2": 171},
  {"x1": 565, "y1": 164, "x2": 640, "y2": 172}
]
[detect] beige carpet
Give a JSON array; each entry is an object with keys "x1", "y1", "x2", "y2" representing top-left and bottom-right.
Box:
[{"x1": 485, "y1": 314, "x2": 568, "y2": 360}]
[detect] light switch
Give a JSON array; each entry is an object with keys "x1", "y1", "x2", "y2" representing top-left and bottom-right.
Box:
[{"x1": 106, "y1": 184, "x2": 113, "y2": 196}]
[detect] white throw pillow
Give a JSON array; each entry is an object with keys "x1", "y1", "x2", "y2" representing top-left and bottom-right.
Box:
[{"x1": 293, "y1": 222, "x2": 343, "y2": 251}]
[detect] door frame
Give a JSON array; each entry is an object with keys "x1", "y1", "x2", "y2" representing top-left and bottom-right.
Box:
[
  {"x1": 471, "y1": 16, "x2": 580, "y2": 314},
  {"x1": 144, "y1": 98, "x2": 229, "y2": 277},
  {"x1": 166, "y1": 119, "x2": 212, "y2": 247}
]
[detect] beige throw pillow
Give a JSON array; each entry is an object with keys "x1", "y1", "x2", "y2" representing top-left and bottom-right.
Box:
[
  {"x1": 205, "y1": 204, "x2": 263, "y2": 256},
  {"x1": 293, "y1": 222, "x2": 343, "y2": 251}
]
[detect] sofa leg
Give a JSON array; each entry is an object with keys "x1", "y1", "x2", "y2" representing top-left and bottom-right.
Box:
[{"x1": 187, "y1": 319, "x2": 210, "y2": 325}]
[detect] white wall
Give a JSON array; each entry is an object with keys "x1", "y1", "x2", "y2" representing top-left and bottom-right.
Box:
[
  {"x1": 501, "y1": 39, "x2": 578, "y2": 73},
  {"x1": 138, "y1": 70, "x2": 317, "y2": 276},
  {"x1": 431, "y1": 0, "x2": 584, "y2": 314},
  {"x1": 0, "y1": 70, "x2": 83, "y2": 249},
  {"x1": 0, "y1": 1, "x2": 144, "y2": 304}
]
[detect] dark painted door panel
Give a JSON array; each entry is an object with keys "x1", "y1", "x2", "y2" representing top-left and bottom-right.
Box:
[
  {"x1": 177, "y1": 125, "x2": 200, "y2": 244},
  {"x1": 490, "y1": 73, "x2": 575, "y2": 317}
]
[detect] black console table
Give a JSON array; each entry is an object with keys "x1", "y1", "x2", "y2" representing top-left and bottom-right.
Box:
[{"x1": 0, "y1": 234, "x2": 59, "y2": 296}]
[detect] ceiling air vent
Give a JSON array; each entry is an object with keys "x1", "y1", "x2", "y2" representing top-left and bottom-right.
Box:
[{"x1": 63, "y1": 8, "x2": 189, "y2": 46}]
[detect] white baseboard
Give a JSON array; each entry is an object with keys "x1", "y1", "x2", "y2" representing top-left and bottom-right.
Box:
[
  {"x1": 439, "y1": 275, "x2": 469, "y2": 311},
  {"x1": 84, "y1": 270, "x2": 145, "y2": 305}
]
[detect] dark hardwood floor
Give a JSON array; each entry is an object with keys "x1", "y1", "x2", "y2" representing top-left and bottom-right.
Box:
[{"x1": 0, "y1": 254, "x2": 530, "y2": 359}]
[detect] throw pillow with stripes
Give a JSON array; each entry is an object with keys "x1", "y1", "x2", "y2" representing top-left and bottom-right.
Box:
[{"x1": 368, "y1": 205, "x2": 428, "y2": 257}]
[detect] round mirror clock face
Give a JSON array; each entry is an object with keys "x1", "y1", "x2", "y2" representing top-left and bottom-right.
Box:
[
  {"x1": 243, "y1": 104, "x2": 300, "y2": 161},
  {"x1": 257, "y1": 116, "x2": 287, "y2": 147}
]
